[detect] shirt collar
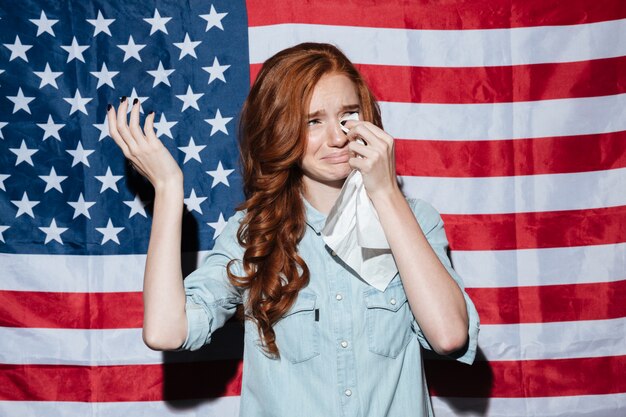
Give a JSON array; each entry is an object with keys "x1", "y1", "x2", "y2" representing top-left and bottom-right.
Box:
[{"x1": 303, "y1": 197, "x2": 327, "y2": 235}]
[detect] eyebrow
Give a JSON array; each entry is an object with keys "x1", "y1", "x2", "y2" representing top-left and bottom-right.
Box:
[{"x1": 307, "y1": 104, "x2": 361, "y2": 119}]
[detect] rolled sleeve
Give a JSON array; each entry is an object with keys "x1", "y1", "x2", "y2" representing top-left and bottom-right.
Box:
[
  {"x1": 176, "y1": 212, "x2": 245, "y2": 351},
  {"x1": 408, "y1": 198, "x2": 480, "y2": 365}
]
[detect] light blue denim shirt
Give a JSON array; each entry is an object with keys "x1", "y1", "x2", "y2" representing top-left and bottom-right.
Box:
[{"x1": 180, "y1": 197, "x2": 480, "y2": 417}]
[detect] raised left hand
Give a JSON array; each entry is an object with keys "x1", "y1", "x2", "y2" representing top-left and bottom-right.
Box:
[{"x1": 343, "y1": 120, "x2": 400, "y2": 200}]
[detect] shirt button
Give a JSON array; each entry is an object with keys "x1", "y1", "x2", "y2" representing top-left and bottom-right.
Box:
[
  {"x1": 344, "y1": 389, "x2": 352, "y2": 397},
  {"x1": 331, "y1": 250, "x2": 337, "y2": 257},
  {"x1": 340, "y1": 340, "x2": 348, "y2": 348},
  {"x1": 335, "y1": 294, "x2": 343, "y2": 301},
  {"x1": 390, "y1": 298, "x2": 397, "y2": 305}
]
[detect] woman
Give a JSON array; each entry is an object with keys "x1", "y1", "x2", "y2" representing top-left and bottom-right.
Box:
[{"x1": 107, "y1": 42, "x2": 479, "y2": 417}]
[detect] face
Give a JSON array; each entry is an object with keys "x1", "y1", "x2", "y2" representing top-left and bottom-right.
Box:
[{"x1": 301, "y1": 73, "x2": 360, "y2": 191}]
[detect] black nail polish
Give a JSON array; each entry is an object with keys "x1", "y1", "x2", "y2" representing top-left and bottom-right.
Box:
[
  {"x1": 120, "y1": 96, "x2": 127, "y2": 103},
  {"x1": 133, "y1": 98, "x2": 138, "y2": 105},
  {"x1": 107, "y1": 104, "x2": 112, "y2": 111},
  {"x1": 148, "y1": 110, "x2": 155, "y2": 115}
]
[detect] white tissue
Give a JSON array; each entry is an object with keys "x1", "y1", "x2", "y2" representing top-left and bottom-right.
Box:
[{"x1": 321, "y1": 113, "x2": 398, "y2": 292}]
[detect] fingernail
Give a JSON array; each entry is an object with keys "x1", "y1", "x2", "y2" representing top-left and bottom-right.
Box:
[
  {"x1": 120, "y1": 96, "x2": 127, "y2": 103},
  {"x1": 148, "y1": 110, "x2": 155, "y2": 115},
  {"x1": 107, "y1": 104, "x2": 112, "y2": 111},
  {"x1": 133, "y1": 98, "x2": 138, "y2": 105}
]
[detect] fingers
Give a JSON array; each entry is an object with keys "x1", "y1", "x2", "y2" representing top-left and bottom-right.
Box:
[
  {"x1": 143, "y1": 111, "x2": 158, "y2": 143},
  {"x1": 128, "y1": 99, "x2": 145, "y2": 143},
  {"x1": 107, "y1": 103, "x2": 131, "y2": 157}
]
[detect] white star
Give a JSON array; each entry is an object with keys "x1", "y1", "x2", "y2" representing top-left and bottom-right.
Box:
[
  {"x1": 11, "y1": 192, "x2": 40, "y2": 218},
  {"x1": 123, "y1": 194, "x2": 149, "y2": 218},
  {"x1": 184, "y1": 189, "x2": 207, "y2": 214},
  {"x1": 147, "y1": 61, "x2": 175, "y2": 87},
  {"x1": 95, "y1": 167, "x2": 123, "y2": 193},
  {"x1": 86, "y1": 10, "x2": 115, "y2": 36},
  {"x1": 173, "y1": 33, "x2": 201, "y2": 60},
  {"x1": 206, "y1": 161, "x2": 234, "y2": 188},
  {"x1": 63, "y1": 90, "x2": 92, "y2": 115},
  {"x1": 117, "y1": 35, "x2": 146, "y2": 62},
  {"x1": 96, "y1": 218, "x2": 124, "y2": 245},
  {"x1": 39, "y1": 219, "x2": 68, "y2": 244},
  {"x1": 29, "y1": 10, "x2": 59, "y2": 36},
  {"x1": 0, "y1": 121, "x2": 7, "y2": 139},
  {"x1": 205, "y1": 109, "x2": 233, "y2": 136},
  {"x1": 7, "y1": 87, "x2": 35, "y2": 114},
  {"x1": 207, "y1": 213, "x2": 228, "y2": 239},
  {"x1": 33, "y1": 63, "x2": 63, "y2": 89},
  {"x1": 0, "y1": 225, "x2": 9, "y2": 243},
  {"x1": 178, "y1": 137, "x2": 206, "y2": 164},
  {"x1": 37, "y1": 115, "x2": 65, "y2": 141},
  {"x1": 90, "y1": 62, "x2": 118, "y2": 89},
  {"x1": 125, "y1": 88, "x2": 148, "y2": 114},
  {"x1": 3, "y1": 35, "x2": 33, "y2": 62},
  {"x1": 9, "y1": 140, "x2": 38, "y2": 166},
  {"x1": 200, "y1": 5, "x2": 228, "y2": 31},
  {"x1": 0, "y1": 173, "x2": 9, "y2": 191},
  {"x1": 144, "y1": 9, "x2": 171, "y2": 35},
  {"x1": 60, "y1": 37, "x2": 90, "y2": 63},
  {"x1": 202, "y1": 57, "x2": 230, "y2": 84},
  {"x1": 153, "y1": 113, "x2": 177, "y2": 139},
  {"x1": 39, "y1": 167, "x2": 68, "y2": 193},
  {"x1": 66, "y1": 141, "x2": 95, "y2": 167},
  {"x1": 93, "y1": 116, "x2": 110, "y2": 141},
  {"x1": 67, "y1": 192, "x2": 96, "y2": 219},
  {"x1": 176, "y1": 85, "x2": 204, "y2": 112}
]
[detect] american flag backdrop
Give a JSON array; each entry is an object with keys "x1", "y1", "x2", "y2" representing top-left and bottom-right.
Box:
[{"x1": 1, "y1": 0, "x2": 625, "y2": 416}]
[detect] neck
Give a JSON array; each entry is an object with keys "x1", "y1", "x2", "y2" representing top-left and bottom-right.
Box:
[{"x1": 302, "y1": 177, "x2": 345, "y2": 214}]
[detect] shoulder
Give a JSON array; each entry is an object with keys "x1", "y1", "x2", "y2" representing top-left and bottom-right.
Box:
[
  {"x1": 212, "y1": 210, "x2": 246, "y2": 253},
  {"x1": 405, "y1": 197, "x2": 444, "y2": 235}
]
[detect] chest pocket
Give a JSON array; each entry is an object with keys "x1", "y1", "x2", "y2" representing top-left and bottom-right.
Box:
[
  {"x1": 364, "y1": 283, "x2": 413, "y2": 358},
  {"x1": 268, "y1": 291, "x2": 320, "y2": 364}
]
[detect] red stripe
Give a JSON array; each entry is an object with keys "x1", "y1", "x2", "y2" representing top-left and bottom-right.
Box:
[
  {"x1": 442, "y1": 205, "x2": 626, "y2": 251},
  {"x1": 2, "y1": 280, "x2": 624, "y2": 329},
  {"x1": 2, "y1": 356, "x2": 624, "y2": 401},
  {"x1": 0, "y1": 361, "x2": 242, "y2": 402},
  {"x1": 253, "y1": 58, "x2": 626, "y2": 103},
  {"x1": 468, "y1": 280, "x2": 626, "y2": 325},
  {"x1": 356, "y1": 56, "x2": 626, "y2": 104},
  {"x1": 0, "y1": 291, "x2": 143, "y2": 329},
  {"x1": 395, "y1": 130, "x2": 626, "y2": 177},
  {"x1": 246, "y1": 0, "x2": 626, "y2": 30},
  {"x1": 426, "y1": 355, "x2": 626, "y2": 398}
]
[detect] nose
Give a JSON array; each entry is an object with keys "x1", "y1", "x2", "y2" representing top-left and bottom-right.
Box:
[{"x1": 327, "y1": 119, "x2": 348, "y2": 147}]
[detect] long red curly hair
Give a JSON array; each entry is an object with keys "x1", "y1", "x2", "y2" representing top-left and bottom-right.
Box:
[{"x1": 228, "y1": 43, "x2": 382, "y2": 357}]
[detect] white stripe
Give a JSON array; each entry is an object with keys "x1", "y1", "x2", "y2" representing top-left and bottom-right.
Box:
[
  {"x1": 2, "y1": 243, "x2": 623, "y2": 294},
  {"x1": 1, "y1": 395, "x2": 623, "y2": 417},
  {"x1": 0, "y1": 323, "x2": 243, "y2": 365},
  {"x1": 450, "y1": 243, "x2": 626, "y2": 288},
  {"x1": 0, "y1": 251, "x2": 207, "y2": 292},
  {"x1": 2, "y1": 319, "x2": 623, "y2": 365},
  {"x1": 478, "y1": 318, "x2": 626, "y2": 361},
  {"x1": 451, "y1": 243, "x2": 626, "y2": 289},
  {"x1": 401, "y1": 167, "x2": 626, "y2": 214},
  {"x1": 249, "y1": 19, "x2": 626, "y2": 67},
  {"x1": 380, "y1": 94, "x2": 626, "y2": 140},
  {"x1": 0, "y1": 398, "x2": 240, "y2": 417},
  {"x1": 431, "y1": 393, "x2": 626, "y2": 417}
]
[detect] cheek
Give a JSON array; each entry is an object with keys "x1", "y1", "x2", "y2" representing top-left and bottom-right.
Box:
[{"x1": 304, "y1": 132, "x2": 323, "y2": 159}]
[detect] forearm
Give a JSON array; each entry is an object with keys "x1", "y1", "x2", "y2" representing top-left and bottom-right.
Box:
[
  {"x1": 371, "y1": 188, "x2": 469, "y2": 354},
  {"x1": 142, "y1": 177, "x2": 188, "y2": 350}
]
